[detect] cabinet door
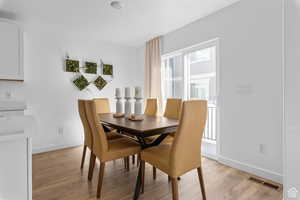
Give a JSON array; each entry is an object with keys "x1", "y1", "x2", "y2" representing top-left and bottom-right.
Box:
[
  {"x1": 0, "y1": 20, "x2": 23, "y2": 80},
  {"x1": 0, "y1": 138, "x2": 29, "y2": 200}
]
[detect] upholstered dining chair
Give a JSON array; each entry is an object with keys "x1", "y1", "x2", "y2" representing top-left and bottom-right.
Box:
[
  {"x1": 78, "y1": 100, "x2": 124, "y2": 171},
  {"x1": 164, "y1": 98, "x2": 183, "y2": 120},
  {"x1": 140, "y1": 100, "x2": 207, "y2": 200},
  {"x1": 78, "y1": 100, "x2": 94, "y2": 170},
  {"x1": 152, "y1": 98, "x2": 182, "y2": 180},
  {"x1": 94, "y1": 98, "x2": 133, "y2": 169},
  {"x1": 85, "y1": 100, "x2": 141, "y2": 199},
  {"x1": 94, "y1": 98, "x2": 111, "y2": 113},
  {"x1": 134, "y1": 98, "x2": 158, "y2": 166},
  {"x1": 94, "y1": 98, "x2": 119, "y2": 135},
  {"x1": 144, "y1": 98, "x2": 158, "y2": 116},
  {"x1": 161, "y1": 98, "x2": 182, "y2": 144}
]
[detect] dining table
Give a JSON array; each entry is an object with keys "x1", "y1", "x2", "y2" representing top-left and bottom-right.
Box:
[{"x1": 99, "y1": 113, "x2": 179, "y2": 200}]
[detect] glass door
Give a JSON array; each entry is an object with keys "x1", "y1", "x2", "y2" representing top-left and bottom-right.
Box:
[{"x1": 161, "y1": 39, "x2": 219, "y2": 159}]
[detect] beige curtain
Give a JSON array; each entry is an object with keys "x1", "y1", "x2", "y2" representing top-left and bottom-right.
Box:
[{"x1": 144, "y1": 37, "x2": 163, "y2": 114}]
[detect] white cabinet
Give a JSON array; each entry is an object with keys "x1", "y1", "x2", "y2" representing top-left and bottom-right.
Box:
[
  {"x1": 0, "y1": 137, "x2": 31, "y2": 200},
  {"x1": 0, "y1": 107, "x2": 32, "y2": 200},
  {"x1": 0, "y1": 19, "x2": 23, "y2": 81}
]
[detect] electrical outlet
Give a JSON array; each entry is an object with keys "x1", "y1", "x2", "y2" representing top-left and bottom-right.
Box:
[
  {"x1": 288, "y1": 187, "x2": 298, "y2": 198},
  {"x1": 259, "y1": 144, "x2": 266, "y2": 154},
  {"x1": 58, "y1": 127, "x2": 64, "y2": 136},
  {"x1": 5, "y1": 91, "x2": 12, "y2": 99}
]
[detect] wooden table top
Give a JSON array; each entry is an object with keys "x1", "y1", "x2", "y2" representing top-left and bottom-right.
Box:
[{"x1": 99, "y1": 113, "x2": 179, "y2": 137}]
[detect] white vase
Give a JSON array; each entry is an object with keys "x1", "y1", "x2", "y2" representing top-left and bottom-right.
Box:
[
  {"x1": 134, "y1": 98, "x2": 143, "y2": 118},
  {"x1": 125, "y1": 98, "x2": 132, "y2": 118},
  {"x1": 116, "y1": 98, "x2": 123, "y2": 114}
]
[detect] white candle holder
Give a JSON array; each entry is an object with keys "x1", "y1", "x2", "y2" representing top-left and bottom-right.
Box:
[
  {"x1": 116, "y1": 97, "x2": 123, "y2": 114},
  {"x1": 114, "y1": 88, "x2": 124, "y2": 118},
  {"x1": 134, "y1": 96, "x2": 143, "y2": 120},
  {"x1": 124, "y1": 96, "x2": 132, "y2": 118}
]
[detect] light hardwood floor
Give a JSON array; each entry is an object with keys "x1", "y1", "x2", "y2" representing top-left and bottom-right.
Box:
[{"x1": 33, "y1": 146, "x2": 282, "y2": 200}]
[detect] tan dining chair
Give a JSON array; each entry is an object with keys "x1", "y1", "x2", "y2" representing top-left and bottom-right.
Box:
[
  {"x1": 85, "y1": 100, "x2": 141, "y2": 199},
  {"x1": 78, "y1": 100, "x2": 94, "y2": 170},
  {"x1": 94, "y1": 98, "x2": 111, "y2": 114},
  {"x1": 134, "y1": 98, "x2": 158, "y2": 166},
  {"x1": 94, "y1": 98, "x2": 122, "y2": 138},
  {"x1": 144, "y1": 98, "x2": 158, "y2": 116},
  {"x1": 152, "y1": 98, "x2": 182, "y2": 180},
  {"x1": 78, "y1": 99, "x2": 124, "y2": 171},
  {"x1": 140, "y1": 100, "x2": 207, "y2": 200},
  {"x1": 94, "y1": 98, "x2": 133, "y2": 169},
  {"x1": 162, "y1": 98, "x2": 182, "y2": 142},
  {"x1": 164, "y1": 98, "x2": 183, "y2": 120}
]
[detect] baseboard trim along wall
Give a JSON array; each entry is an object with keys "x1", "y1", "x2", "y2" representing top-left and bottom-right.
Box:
[
  {"x1": 32, "y1": 143, "x2": 82, "y2": 155},
  {"x1": 32, "y1": 143, "x2": 282, "y2": 184},
  {"x1": 218, "y1": 156, "x2": 283, "y2": 184}
]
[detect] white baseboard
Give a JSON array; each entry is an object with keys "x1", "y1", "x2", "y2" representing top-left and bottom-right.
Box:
[
  {"x1": 32, "y1": 143, "x2": 82, "y2": 154},
  {"x1": 202, "y1": 152, "x2": 218, "y2": 160},
  {"x1": 32, "y1": 142, "x2": 283, "y2": 185},
  {"x1": 218, "y1": 155, "x2": 283, "y2": 184}
]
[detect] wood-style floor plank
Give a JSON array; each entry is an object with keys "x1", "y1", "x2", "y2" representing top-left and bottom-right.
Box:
[{"x1": 32, "y1": 147, "x2": 282, "y2": 200}]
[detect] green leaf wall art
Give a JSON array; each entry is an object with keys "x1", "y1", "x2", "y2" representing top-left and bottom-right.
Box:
[
  {"x1": 66, "y1": 59, "x2": 80, "y2": 72},
  {"x1": 85, "y1": 62, "x2": 97, "y2": 74},
  {"x1": 103, "y1": 64, "x2": 113, "y2": 75},
  {"x1": 73, "y1": 75, "x2": 89, "y2": 90},
  {"x1": 94, "y1": 76, "x2": 107, "y2": 90},
  {"x1": 65, "y1": 56, "x2": 113, "y2": 91}
]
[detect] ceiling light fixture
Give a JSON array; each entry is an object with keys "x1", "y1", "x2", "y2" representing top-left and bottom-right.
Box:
[{"x1": 110, "y1": 1, "x2": 123, "y2": 9}]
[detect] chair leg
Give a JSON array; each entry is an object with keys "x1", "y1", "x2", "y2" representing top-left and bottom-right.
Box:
[
  {"x1": 80, "y1": 145, "x2": 87, "y2": 169},
  {"x1": 126, "y1": 157, "x2": 130, "y2": 171},
  {"x1": 88, "y1": 153, "x2": 96, "y2": 181},
  {"x1": 197, "y1": 167, "x2": 206, "y2": 200},
  {"x1": 124, "y1": 157, "x2": 127, "y2": 169},
  {"x1": 137, "y1": 154, "x2": 141, "y2": 166},
  {"x1": 141, "y1": 160, "x2": 145, "y2": 194},
  {"x1": 153, "y1": 167, "x2": 156, "y2": 180},
  {"x1": 97, "y1": 162, "x2": 106, "y2": 198},
  {"x1": 132, "y1": 155, "x2": 136, "y2": 165},
  {"x1": 171, "y1": 177, "x2": 179, "y2": 200}
]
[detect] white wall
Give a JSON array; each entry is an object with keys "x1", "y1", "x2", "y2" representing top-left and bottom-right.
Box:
[
  {"x1": 285, "y1": 0, "x2": 300, "y2": 198},
  {"x1": 159, "y1": 0, "x2": 283, "y2": 182},
  {"x1": 0, "y1": 22, "x2": 143, "y2": 153}
]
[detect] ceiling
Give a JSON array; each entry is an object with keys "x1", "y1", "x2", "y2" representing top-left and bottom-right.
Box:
[{"x1": 0, "y1": 0, "x2": 240, "y2": 47}]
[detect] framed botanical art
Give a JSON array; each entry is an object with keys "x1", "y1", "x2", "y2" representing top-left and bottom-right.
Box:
[
  {"x1": 64, "y1": 56, "x2": 114, "y2": 91},
  {"x1": 66, "y1": 59, "x2": 80, "y2": 72},
  {"x1": 94, "y1": 76, "x2": 107, "y2": 90},
  {"x1": 73, "y1": 75, "x2": 89, "y2": 90},
  {"x1": 85, "y1": 62, "x2": 97, "y2": 74},
  {"x1": 103, "y1": 64, "x2": 113, "y2": 76}
]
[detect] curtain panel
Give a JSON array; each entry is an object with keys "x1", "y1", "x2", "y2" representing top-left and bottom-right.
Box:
[{"x1": 144, "y1": 36, "x2": 162, "y2": 114}]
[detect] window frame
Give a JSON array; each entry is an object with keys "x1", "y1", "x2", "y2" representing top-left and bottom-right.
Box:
[{"x1": 161, "y1": 38, "x2": 220, "y2": 103}]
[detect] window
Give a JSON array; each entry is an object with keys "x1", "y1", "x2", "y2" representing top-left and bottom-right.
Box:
[
  {"x1": 162, "y1": 55, "x2": 184, "y2": 99},
  {"x1": 161, "y1": 41, "x2": 217, "y2": 105}
]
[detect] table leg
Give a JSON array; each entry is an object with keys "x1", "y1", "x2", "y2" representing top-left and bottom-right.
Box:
[
  {"x1": 133, "y1": 163, "x2": 142, "y2": 200},
  {"x1": 133, "y1": 134, "x2": 169, "y2": 200}
]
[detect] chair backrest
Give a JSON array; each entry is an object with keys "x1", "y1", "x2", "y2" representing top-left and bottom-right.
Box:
[
  {"x1": 164, "y1": 98, "x2": 182, "y2": 120},
  {"x1": 78, "y1": 99, "x2": 93, "y2": 149},
  {"x1": 94, "y1": 98, "x2": 111, "y2": 114},
  {"x1": 170, "y1": 100, "x2": 207, "y2": 177},
  {"x1": 144, "y1": 98, "x2": 158, "y2": 116},
  {"x1": 84, "y1": 100, "x2": 109, "y2": 157}
]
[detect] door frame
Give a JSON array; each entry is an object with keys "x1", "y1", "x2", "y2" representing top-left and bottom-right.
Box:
[{"x1": 161, "y1": 38, "x2": 221, "y2": 160}]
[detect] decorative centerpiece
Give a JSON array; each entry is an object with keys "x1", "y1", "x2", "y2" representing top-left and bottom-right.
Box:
[
  {"x1": 113, "y1": 88, "x2": 124, "y2": 118},
  {"x1": 129, "y1": 87, "x2": 143, "y2": 121},
  {"x1": 124, "y1": 87, "x2": 132, "y2": 118}
]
